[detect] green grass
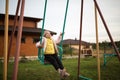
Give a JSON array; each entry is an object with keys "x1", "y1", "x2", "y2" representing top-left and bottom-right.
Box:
[{"x1": 0, "y1": 57, "x2": 120, "y2": 80}]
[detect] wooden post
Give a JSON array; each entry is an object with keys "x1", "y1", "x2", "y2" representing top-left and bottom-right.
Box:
[
  {"x1": 12, "y1": 0, "x2": 25, "y2": 80},
  {"x1": 8, "y1": 0, "x2": 21, "y2": 63},
  {"x1": 94, "y1": 4, "x2": 101, "y2": 80},
  {"x1": 3, "y1": 0, "x2": 9, "y2": 80},
  {"x1": 78, "y1": 0, "x2": 84, "y2": 79}
]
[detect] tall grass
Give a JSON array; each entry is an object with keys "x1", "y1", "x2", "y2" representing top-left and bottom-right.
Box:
[{"x1": 0, "y1": 57, "x2": 120, "y2": 80}]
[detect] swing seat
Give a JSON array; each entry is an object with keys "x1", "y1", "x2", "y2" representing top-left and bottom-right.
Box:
[{"x1": 44, "y1": 59, "x2": 50, "y2": 65}]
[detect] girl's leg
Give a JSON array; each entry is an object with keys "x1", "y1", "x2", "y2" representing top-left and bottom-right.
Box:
[
  {"x1": 53, "y1": 54, "x2": 70, "y2": 77},
  {"x1": 53, "y1": 54, "x2": 64, "y2": 70},
  {"x1": 45, "y1": 55, "x2": 60, "y2": 70}
]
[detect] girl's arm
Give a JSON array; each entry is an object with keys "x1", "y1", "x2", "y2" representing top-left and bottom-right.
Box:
[
  {"x1": 36, "y1": 41, "x2": 41, "y2": 48},
  {"x1": 55, "y1": 33, "x2": 63, "y2": 44},
  {"x1": 36, "y1": 38, "x2": 45, "y2": 48}
]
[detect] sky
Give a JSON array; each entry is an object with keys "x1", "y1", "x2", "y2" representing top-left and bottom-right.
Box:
[{"x1": 0, "y1": 0, "x2": 120, "y2": 43}]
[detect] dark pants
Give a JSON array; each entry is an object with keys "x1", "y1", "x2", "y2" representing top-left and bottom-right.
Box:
[{"x1": 45, "y1": 54, "x2": 64, "y2": 70}]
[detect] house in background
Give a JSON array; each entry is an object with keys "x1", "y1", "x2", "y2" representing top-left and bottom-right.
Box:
[
  {"x1": 63, "y1": 39, "x2": 93, "y2": 56},
  {"x1": 0, "y1": 14, "x2": 56, "y2": 58}
]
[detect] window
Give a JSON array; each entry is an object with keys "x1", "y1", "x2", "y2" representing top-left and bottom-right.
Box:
[
  {"x1": 21, "y1": 37, "x2": 26, "y2": 43},
  {"x1": 33, "y1": 38, "x2": 39, "y2": 43}
]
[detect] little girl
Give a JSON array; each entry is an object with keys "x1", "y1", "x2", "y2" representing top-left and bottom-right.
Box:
[{"x1": 36, "y1": 30, "x2": 70, "y2": 78}]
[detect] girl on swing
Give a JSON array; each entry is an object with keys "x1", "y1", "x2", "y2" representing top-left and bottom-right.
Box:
[{"x1": 36, "y1": 30, "x2": 70, "y2": 78}]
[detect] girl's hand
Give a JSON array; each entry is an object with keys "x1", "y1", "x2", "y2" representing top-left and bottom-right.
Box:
[
  {"x1": 60, "y1": 32, "x2": 64, "y2": 36},
  {"x1": 36, "y1": 41, "x2": 44, "y2": 48}
]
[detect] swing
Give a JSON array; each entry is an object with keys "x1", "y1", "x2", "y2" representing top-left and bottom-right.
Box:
[{"x1": 38, "y1": 0, "x2": 69, "y2": 64}]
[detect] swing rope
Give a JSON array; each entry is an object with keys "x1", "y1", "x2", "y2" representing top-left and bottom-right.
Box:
[
  {"x1": 38, "y1": 0, "x2": 47, "y2": 64},
  {"x1": 59, "y1": 0, "x2": 69, "y2": 60},
  {"x1": 38, "y1": 0, "x2": 69, "y2": 64}
]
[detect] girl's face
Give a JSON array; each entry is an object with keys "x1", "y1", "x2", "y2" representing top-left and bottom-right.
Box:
[{"x1": 44, "y1": 31, "x2": 51, "y2": 38}]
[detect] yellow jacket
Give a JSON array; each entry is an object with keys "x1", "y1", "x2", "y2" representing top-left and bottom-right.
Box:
[{"x1": 36, "y1": 35, "x2": 62, "y2": 54}]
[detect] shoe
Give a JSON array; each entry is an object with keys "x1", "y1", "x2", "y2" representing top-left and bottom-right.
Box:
[
  {"x1": 62, "y1": 69, "x2": 70, "y2": 78},
  {"x1": 59, "y1": 70, "x2": 65, "y2": 79},
  {"x1": 64, "y1": 72, "x2": 70, "y2": 77}
]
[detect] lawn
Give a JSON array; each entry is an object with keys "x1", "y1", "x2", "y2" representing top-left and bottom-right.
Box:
[{"x1": 0, "y1": 57, "x2": 120, "y2": 80}]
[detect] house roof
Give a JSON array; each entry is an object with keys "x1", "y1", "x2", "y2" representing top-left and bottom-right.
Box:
[
  {"x1": 0, "y1": 26, "x2": 56, "y2": 35},
  {"x1": 0, "y1": 14, "x2": 56, "y2": 35},
  {"x1": 0, "y1": 13, "x2": 42, "y2": 22},
  {"x1": 63, "y1": 39, "x2": 90, "y2": 46}
]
